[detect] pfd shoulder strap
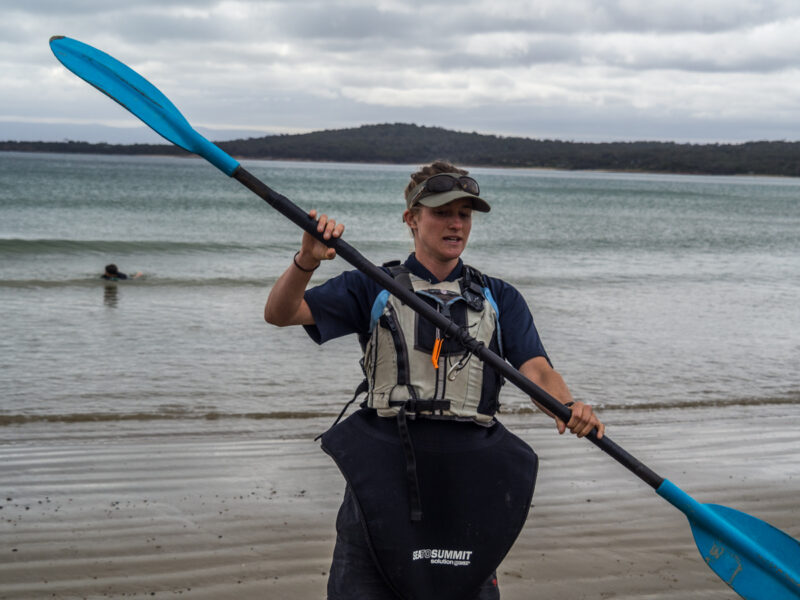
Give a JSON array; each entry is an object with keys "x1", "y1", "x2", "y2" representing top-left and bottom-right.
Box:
[
  {"x1": 463, "y1": 264, "x2": 503, "y2": 356},
  {"x1": 366, "y1": 262, "x2": 411, "y2": 334},
  {"x1": 386, "y1": 261, "x2": 413, "y2": 292},
  {"x1": 459, "y1": 265, "x2": 486, "y2": 311}
]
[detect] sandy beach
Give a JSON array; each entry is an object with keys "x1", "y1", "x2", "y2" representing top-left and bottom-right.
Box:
[{"x1": 2, "y1": 403, "x2": 798, "y2": 600}]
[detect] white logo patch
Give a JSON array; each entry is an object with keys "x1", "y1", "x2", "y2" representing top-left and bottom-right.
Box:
[{"x1": 412, "y1": 548, "x2": 473, "y2": 567}]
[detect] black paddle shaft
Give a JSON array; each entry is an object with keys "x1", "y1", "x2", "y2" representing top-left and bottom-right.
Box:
[{"x1": 234, "y1": 166, "x2": 665, "y2": 491}]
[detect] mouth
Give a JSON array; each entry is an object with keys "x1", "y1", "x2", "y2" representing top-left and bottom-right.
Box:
[{"x1": 443, "y1": 236, "x2": 462, "y2": 243}]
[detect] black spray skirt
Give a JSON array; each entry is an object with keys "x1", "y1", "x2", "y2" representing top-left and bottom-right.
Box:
[{"x1": 321, "y1": 408, "x2": 538, "y2": 600}]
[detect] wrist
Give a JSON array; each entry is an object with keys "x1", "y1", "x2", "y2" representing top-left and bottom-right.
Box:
[{"x1": 293, "y1": 251, "x2": 320, "y2": 273}]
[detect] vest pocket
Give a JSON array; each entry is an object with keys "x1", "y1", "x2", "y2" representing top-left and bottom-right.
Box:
[{"x1": 413, "y1": 296, "x2": 469, "y2": 355}]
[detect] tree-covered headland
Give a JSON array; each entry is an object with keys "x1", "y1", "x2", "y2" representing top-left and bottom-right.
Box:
[{"x1": 3, "y1": 123, "x2": 799, "y2": 177}]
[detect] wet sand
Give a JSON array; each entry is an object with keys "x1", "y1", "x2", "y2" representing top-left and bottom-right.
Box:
[{"x1": 2, "y1": 404, "x2": 798, "y2": 599}]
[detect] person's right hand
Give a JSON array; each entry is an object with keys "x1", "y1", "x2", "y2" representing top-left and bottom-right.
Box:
[{"x1": 297, "y1": 209, "x2": 345, "y2": 269}]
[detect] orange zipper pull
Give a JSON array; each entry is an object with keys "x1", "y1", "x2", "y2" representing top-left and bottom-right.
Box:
[{"x1": 432, "y1": 338, "x2": 443, "y2": 369}]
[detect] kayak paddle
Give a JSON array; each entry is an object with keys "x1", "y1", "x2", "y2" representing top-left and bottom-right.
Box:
[{"x1": 49, "y1": 35, "x2": 800, "y2": 599}]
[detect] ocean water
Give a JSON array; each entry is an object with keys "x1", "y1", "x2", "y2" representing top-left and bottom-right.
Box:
[{"x1": 1, "y1": 151, "x2": 798, "y2": 439}]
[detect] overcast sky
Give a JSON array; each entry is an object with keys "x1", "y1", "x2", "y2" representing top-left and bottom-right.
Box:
[{"x1": 2, "y1": 0, "x2": 800, "y2": 144}]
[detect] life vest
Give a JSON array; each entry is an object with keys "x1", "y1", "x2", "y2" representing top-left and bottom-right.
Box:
[{"x1": 362, "y1": 263, "x2": 504, "y2": 425}]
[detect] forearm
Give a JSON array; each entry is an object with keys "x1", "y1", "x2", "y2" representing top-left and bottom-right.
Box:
[
  {"x1": 519, "y1": 357, "x2": 574, "y2": 418},
  {"x1": 264, "y1": 210, "x2": 344, "y2": 327},
  {"x1": 264, "y1": 250, "x2": 318, "y2": 326},
  {"x1": 519, "y1": 355, "x2": 604, "y2": 438}
]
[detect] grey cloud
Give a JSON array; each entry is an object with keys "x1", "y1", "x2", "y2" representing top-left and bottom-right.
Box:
[
  {"x1": 0, "y1": 0, "x2": 221, "y2": 15},
  {"x1": 352, "y1": 1, "x2": 800, "y2": 38},
  {"x1": 4, "y1": 0, "x2": 800, "y2": 144},
  {"x1": 0, "y1": 22, "x2": 30, "y2": 44},
  {"x1": 268, "y1": 4, "x2": 417, "y2": 42},
  {"x1": 110, "y1": 14, "x2": 241, "y2": 44},
  {"x1": 514, "y1": 1, "x2": 800, "y2": 35},
  {"x1": 609, "y1": 53, "x2": 800, "y2": 75},
  {"x1": 432, "y1": 38, "x2": 585, "y2": 70},
  {"x1": 599, "y1": 3, "x2": 764, "y2": 34}
]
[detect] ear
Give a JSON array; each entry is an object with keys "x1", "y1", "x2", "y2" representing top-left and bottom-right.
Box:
[{"x1": 403, "y1": 209, "x2": 417, "y2": 231}]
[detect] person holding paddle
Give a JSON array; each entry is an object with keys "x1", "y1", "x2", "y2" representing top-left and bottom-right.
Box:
[
  {"x1": 265, "y1": 160, "x2": 604, "y2": 600},
  {"x1": 50, "y1": 36, "x2": 800, "y2": 600}
]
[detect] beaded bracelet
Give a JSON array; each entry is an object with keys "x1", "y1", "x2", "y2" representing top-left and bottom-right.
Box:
[{"x1": 293, "y1": 251, "x2": 319, "y2": 273}]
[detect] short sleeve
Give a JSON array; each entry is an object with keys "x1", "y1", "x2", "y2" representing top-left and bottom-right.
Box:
[
  {"x1": 302, "y1": 269, "x2": 382, "y2": 344},
  {"x1": 486, "y1": 276, "x2": 550, "y2": 369}
]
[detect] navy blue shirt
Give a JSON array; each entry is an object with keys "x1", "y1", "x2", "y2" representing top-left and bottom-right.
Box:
[{"x1": 303, "y1": 254, "x2": 549, "y2": 369}]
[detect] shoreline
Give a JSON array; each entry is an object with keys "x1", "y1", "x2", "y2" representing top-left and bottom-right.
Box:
[
  {"x1": 2, "y1": 391, "x2": 799, "y2": 429},
  {"x1": 3, "y1": 148, "x2": 800, "y2": 180},
  {"x1": 2, "y1": 404, "x2": 798, "y2": 599}
]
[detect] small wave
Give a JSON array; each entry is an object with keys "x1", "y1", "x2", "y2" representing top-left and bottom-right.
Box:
[
  {"x1": 2, "y1": 394, "x2": 796, "y2": 427},
  {"x1": 498, "y1": 394, "x2": 799, "y2": 414},
  {"x1": 0, "y1": 410, "x2": 335, "y2": 426},
  {"x1": 605, "y1": 395, "x2": 800, "y2": 411},
  {"x1": 0, "y1": 276, "x2": 278, "y2": 289},
  {"x1": 0, "y1": 238, "x2": 256, "y2": 255}
]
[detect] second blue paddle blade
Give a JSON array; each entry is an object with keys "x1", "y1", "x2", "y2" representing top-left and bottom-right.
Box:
[
  {"x1": 658, "y1": 479, "x2": 800, "y2": 599},
  {"x1": 690, "y1": 504, "x2": 800, "y2": 599}
]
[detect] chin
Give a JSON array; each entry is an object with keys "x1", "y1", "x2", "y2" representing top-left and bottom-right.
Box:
[{"x1": 439, "y1": 248, "x2": 464, "y2": 261}]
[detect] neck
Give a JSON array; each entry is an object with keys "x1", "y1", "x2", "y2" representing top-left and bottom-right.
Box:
[{"x1": 414, "y1": 253, "x2": 459, "y2": 282}]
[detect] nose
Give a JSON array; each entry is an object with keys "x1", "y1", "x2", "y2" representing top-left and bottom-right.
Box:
[{"x1": 447, "y1": 214, "x2": 464, "y2": 228}]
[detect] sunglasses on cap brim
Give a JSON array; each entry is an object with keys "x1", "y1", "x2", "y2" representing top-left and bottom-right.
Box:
[{"x1": 408, "y1": 174, "x2": 480, "y2": 206}]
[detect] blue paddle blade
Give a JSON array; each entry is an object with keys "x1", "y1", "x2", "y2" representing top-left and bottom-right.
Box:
[
  {"x1": 692, "y1": 505, "x2": 800, "y2": 599},
  {"x1": 658, "y1": 480, "x2": 800, "y2": 599},
  {"x1": 49, "y1": 36, "x2": 239, "y2": 176}
]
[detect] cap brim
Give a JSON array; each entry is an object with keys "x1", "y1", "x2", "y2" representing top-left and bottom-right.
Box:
[{"x1": 415, "y1": 190, "x2": 491, "y2": 212}]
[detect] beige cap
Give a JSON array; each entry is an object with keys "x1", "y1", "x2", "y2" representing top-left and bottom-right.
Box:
[{"x1": 404, "y1": 177, "x2": 490, "y2": 213}]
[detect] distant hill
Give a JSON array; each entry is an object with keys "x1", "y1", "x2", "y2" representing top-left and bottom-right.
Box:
[{"x1": 3, "y1": 123, "x2": 800, "y2": 177}]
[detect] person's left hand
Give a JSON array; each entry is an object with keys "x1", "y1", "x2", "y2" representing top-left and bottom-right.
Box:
[{"x1": 557, "y1": 401, "x2": 605, "y2": 439}]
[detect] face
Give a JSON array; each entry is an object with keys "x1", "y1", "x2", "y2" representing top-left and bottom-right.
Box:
[{"x1": 405, "y1": 198, "x2": 473, "y2": 265}]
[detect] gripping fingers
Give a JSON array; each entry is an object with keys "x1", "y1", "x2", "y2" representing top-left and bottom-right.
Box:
[
  {"x1": 567, "y1": 403, "x2": 592, "y2": 437},
  {"x1": 315, "y1": 213, "x2": 344, "y2": 240},
  {"x1": 307, "y1": 210, "x2": 345, "y2": 260},
  {"x1": 565, "y1": 402, "x2": 604, "y2": 439}
]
